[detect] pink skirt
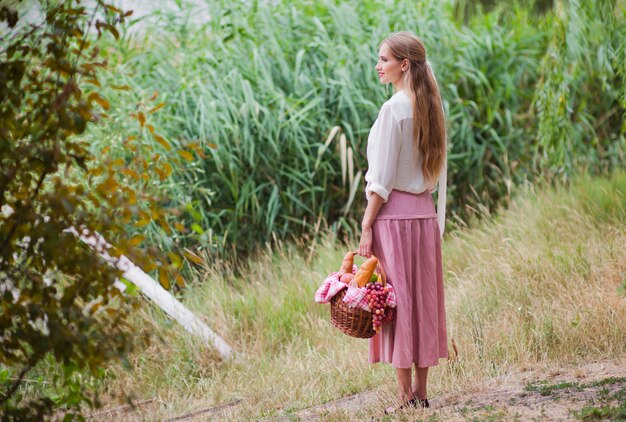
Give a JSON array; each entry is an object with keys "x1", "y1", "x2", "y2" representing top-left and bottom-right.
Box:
[{"x1": 368, "y1": 190, "x2": 448, "y2": 368}]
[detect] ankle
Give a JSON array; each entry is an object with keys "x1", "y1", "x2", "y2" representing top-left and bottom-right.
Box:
[
  {"x1": 398, "y1": 392, "x2": 414, "y2": 402},
  {"x1": 411, "y1": 390, "x2": 427, "y2": 400}
]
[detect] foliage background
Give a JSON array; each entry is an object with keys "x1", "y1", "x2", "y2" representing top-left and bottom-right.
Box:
[
  {"x1": 0, "y1": 1, "x2": 182, "y2": 418},
  {"x1": 85, "y1": 0, "x2": 625, "y2": 266}
]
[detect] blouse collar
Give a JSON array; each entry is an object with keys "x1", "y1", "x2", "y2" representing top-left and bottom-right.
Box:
[{"x1": 392, "y1": 88, "x2": 407, "y2": 98}]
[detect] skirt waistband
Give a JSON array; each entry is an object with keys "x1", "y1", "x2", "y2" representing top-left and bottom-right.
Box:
[{"x1": 375, "y1": 190, "x2": 436, "y2": 220}]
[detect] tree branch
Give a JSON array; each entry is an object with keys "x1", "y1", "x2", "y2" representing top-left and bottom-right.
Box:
[{"x1": 0, "y1": 364, "x2": 33, "y2": 406}]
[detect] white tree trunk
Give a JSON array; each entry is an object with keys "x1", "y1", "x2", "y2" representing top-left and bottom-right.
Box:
[{"x1": 65, "y1": 227, "x2": 235, "y2": 360}]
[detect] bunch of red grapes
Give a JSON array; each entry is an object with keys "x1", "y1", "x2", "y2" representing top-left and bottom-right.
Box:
[{"x1": 365, "y1": 282, "x2": 392, "y2": 332}]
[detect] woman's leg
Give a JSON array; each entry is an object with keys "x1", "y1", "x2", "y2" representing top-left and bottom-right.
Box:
[
  {"x1": 412, "y1": 365, "x2": 429, "y2": 399},
  {"x1": 396, "y1": 367, "x2": 413, "y2": 401},
  {"x1": 385, "y1": 367, "x2": 414, "y2": 413}
]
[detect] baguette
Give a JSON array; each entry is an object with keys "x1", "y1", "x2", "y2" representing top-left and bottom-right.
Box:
[
  {"x1": 338, "y1": 251, "x2": 355, "y2": 275},
  {"x1": 353, "y1": 256, "x2": 378, "y2": 288}
]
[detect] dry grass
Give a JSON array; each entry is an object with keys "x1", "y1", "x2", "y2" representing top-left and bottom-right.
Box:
[{"x1": 94, "y1": 173, "x2": 626, "y2": 420}]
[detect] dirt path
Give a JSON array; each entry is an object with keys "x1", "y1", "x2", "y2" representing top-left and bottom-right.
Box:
[
  {"x1": 288, "y1": 359, "x2": 626, "y2": 421},
  {"x1": 90, "y1": 359, "x2": 625, "y2": 420}
]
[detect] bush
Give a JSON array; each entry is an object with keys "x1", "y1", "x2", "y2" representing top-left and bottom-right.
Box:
[{"x1": 0, "y1": 1, "x2": 180, "y2": 418}]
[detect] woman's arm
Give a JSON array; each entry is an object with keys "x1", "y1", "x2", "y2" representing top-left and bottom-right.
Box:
[
  {"x1": 359, "y1": 192, "x2": 385, "y2": 257},
  {"x1": 361, "y1": 102, "x2": 402, "y2": 256},
  {"x1": 365, "y1": 103, "x2": 402, "y2": 202}
]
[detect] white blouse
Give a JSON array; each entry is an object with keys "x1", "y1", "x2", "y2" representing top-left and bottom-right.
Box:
[{"x1": 365, "y1": 89, "x2": 447, "y2": 236}]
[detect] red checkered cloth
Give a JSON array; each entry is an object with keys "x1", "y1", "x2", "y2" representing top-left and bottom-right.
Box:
[{"x1": 315, "y1": 266, "x2": 397, "y2": 312}]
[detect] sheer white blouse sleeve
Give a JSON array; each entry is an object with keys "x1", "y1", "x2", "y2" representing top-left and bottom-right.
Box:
[{"x1": 365, "y1": 103, "x2": 403, "y2": 203}]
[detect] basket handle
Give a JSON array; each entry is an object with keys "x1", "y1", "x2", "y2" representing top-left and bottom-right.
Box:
[{"x1": 349, "y1": 250, "x2": 387, "y2": 287}]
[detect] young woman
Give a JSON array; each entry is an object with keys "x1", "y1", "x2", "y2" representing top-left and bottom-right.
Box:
[{"x1": 358, "y1": 31, "x2": 448, "y2": 414}]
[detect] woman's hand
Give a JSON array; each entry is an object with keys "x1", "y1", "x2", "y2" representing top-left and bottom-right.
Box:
[
  {"x1": 360, "y1": 192, "x2": 384, "y2": 257},
  {"x1": 359, "y1": 225, "x2": 373, "y2": 257}
]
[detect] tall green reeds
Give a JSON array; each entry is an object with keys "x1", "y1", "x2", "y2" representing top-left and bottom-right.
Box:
[
  {"x1": 533, "y1": 0, "x2": 625, "y2": 177},
  {"x1": 86, "y1": 0, "x2": 625, "y2": 264}
]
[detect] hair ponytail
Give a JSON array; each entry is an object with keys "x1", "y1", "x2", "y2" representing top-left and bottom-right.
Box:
[
  {"x1": 381, "y1": 32, "x2": 446, "y2": 188},
  {"x1": 408, "y1": 60, "x2": 446, "y2": 187}
]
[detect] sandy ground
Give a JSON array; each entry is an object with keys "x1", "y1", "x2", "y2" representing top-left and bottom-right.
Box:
[
  {"x1": 90, "y1": 358, "x2": 625, "y2": 421},
  {"x1": 289, "y1": 359, "x2": 626, "y2": 421}
]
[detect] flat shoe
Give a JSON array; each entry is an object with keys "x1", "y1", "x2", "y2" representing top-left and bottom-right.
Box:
[
  {"x1": 403, "y1": 398, "x2": 430, "y2": 409},
  {"x1": 414, "y1": 398, "x2": 430, "y2": 408}
]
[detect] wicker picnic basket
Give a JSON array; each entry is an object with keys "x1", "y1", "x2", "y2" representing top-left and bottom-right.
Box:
[{"x1": 329, "y1": 252, "x2": 395, "y2": 339}]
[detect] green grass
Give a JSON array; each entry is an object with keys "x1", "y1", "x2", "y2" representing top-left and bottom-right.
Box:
[
  {"x1": 589, "y1": 377, "x2": 626, "y2": 388},
  {"x1": 80, "y1": 171, "x2": 626, "y2": 420},
  {"x1": 525, "y1": 381, "x2": 583, "y2": 396},
  {"x1": 576, "y1": 405, "x2": 626, "y2": 421},
  {"x1": 574, "y1": 382, "x2": 626, "y2": 421}
]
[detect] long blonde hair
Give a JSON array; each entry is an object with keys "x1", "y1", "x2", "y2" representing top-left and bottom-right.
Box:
[{"x1": 380, "y1": 32, "x2": 446, "y2": 187}]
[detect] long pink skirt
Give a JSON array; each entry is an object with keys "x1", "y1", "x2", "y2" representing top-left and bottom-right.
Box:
[{"x1": 368, "y1": 189, "x2": 448, "y2": 368}]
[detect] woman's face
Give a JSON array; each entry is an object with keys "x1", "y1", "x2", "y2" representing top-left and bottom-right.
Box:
[{"x1": 375, "y1": 43, "x2": 405, "y2": 86}]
